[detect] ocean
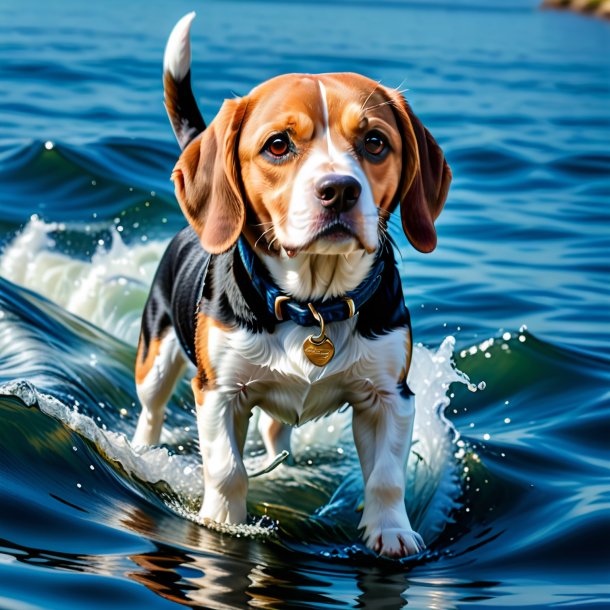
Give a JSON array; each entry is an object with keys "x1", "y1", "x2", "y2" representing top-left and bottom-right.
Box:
[{"x1": 0, "y1": 0, "x2": 609, "y2": 608}]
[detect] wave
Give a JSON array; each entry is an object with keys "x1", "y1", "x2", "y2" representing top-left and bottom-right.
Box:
[
  {"x1": 0, "y1": 268, "x2": 470, "y2": 561},
  {"x1": 1, "y1": 217, "x2": 165, "y2": 344}
]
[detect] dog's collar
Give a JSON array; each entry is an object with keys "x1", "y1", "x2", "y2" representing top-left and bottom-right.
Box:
[{"x1": 236, "y1": 236, "x2": 384, "y2": 327}]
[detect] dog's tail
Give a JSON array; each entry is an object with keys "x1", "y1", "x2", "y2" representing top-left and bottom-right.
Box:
[{"x1": 163, "y1": 12, "x2": 206, "y2": 150}]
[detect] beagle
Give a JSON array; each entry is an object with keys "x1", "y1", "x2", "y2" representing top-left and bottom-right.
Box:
[{"x1": 133, "y1": 12, "x2": 451, "y2": 558}]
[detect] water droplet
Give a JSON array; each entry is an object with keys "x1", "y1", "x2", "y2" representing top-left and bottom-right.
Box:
[
  {"x1": 76, "y1": 483, "x2": 82, "y2": 489},
  {"x1": 483, "y1": 433, "x2": 490, "y2": 441},
  {"x1": 518, "y1": 335, "x2": 526, "y2": 343},
  {"x1": 502, "y1": 332, "x2": 511, "y2": 341},
  {"x1": 477, "y1": 381, "x2": 486, "y2": 390},
  {"x1": 504, "y1": 417, "x2": 511, "y2": 424},
  {"x1": 44, "y1": 140, "x2": 54, "y2": 150}
]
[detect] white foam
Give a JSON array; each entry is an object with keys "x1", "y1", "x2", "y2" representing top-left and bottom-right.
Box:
[{"x1": 0, "y1": 218, "x2": 165, "y2": 345}]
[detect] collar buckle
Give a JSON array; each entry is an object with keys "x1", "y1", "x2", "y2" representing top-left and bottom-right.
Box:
[
  {"x1": 343, "y1": 297, "x2": 356, "y2": 318},
  {"x1": 274, "y1": 295, "x2": 290, "y2": 321}
]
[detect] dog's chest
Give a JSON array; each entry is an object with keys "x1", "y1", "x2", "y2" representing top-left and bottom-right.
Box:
[{"x1": 210, "y1": 320, "x2": 407, "y2": 425}]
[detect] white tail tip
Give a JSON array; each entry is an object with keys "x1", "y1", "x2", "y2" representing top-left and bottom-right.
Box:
[{"x1": 163, "y1": 11, "x2": 196, "y2": 81}]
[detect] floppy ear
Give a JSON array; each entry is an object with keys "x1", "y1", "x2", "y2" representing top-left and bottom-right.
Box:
[
  {"x1": 171, "y1": 97, "x2": 248, "y2": 253},
  {"x1": 388, "y1": 92, "x2": 452, "y2": 253}
]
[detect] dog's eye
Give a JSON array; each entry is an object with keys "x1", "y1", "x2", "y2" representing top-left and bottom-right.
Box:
[
  {"x1": 263, "y1": 134, "x2": 291, "y2": 158},
  {"x1": 364, "y1": 131, "x2": 387, "y2": 157}
]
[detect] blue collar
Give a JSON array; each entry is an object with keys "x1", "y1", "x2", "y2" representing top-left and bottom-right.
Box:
[{"x1": 236, "y1": 236, "x2": 384, "y2": 327}]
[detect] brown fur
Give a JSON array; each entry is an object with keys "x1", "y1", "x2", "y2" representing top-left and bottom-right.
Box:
[
  {"x1": 191, "y1": 313, "x2": 234, "y2": 402},
  {"x1": 169, "y1": 72, "x2": 450, "y2": 256},
  {"x1": 385, "y1": 89, "x2": 452, "y2": 253},
  {"x1": 135, "y1": 336, "x2": 162, "y2": 385},
  {"x1": 172, "y1": 99, "x2": 249, "y2": 254}
]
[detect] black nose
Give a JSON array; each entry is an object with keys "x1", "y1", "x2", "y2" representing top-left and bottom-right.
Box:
[{"x1": 314, "y1": 174, "x2": 362, "y2": 212}]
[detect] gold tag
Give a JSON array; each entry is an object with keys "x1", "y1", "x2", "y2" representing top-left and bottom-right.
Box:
[{"x1": 303, "y1": 334, "x2": 335, "y2": 366}]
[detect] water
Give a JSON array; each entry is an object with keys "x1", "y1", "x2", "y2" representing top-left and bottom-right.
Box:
[{"x1": 0, "y1": 0, "x2": 609, "y2": 608}]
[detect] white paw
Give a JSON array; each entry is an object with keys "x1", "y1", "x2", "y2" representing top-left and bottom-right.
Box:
[
  {"x1": 366, "y1": 527, "x2": 426, "y2": 558},
  {"x1": 199, "y1": 488, "x2": 247, "y2": 525}
]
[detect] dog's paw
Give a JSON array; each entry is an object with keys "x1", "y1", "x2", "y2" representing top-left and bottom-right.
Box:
[
  {"x1": 199, "y1": 488, "x2": 247, "y2": 526},
  {"x1": 366, "y1": 527, "x2": 426, "y2": 558}
]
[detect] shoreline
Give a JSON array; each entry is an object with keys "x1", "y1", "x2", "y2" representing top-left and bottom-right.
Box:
[{"x1": 542, "y1": 0, "x2": 610, "y2": 19}]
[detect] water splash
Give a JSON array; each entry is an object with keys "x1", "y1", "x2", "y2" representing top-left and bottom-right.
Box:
[{"x1": 0, "y1": 217, "x2": 166, "y2": 344}]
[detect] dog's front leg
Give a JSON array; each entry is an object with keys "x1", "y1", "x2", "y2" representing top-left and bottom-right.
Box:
[
  {"x1": 196, "y1": 387, "x2": 250, "y2": 525},
  {"x1": 352, "y1": 389, "x2": 425, "y2": 558}
]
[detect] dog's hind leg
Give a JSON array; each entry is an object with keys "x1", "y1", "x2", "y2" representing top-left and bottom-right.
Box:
[
  {"x1": 133, "y1": 327, "x2": 187, "y2": 447},
  {"x1": 257, "y1": 410, "x2": 292, "y2": 463}
]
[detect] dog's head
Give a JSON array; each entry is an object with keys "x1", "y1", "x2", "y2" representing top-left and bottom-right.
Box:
[{"x1": 171, "y1": 73, "x2": 451, "y2": 257}]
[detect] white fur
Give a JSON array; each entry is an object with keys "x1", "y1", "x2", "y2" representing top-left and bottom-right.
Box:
[
  {"x1": 133, "y1": 329, "x2": 186, "y2": 447},
  {"x1": 261, "y1": 77, "x2": 381, "y2": 301},
  {"x1": 318, "y1": 81, "x2": 340, "y2": 161},
  {"x1": 164, "y1": 12, "x2": 196, "y2": 81},
  {"x1": 276, "y1": 80, "x2": 379, "y2": 254},
  {"x1": 193, "y1": 319, "x2": 423, "y2": 556},
  {"x1": 261, "y1": 248, "x2": 374, "y2": 301}
]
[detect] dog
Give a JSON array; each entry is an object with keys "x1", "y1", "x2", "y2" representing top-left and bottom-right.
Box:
[{"x1": 132, "y1": 12, "x2": 451, "y2": 558}]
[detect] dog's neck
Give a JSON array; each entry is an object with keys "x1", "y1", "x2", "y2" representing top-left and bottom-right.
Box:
[{"x1": 260, "y1": 249, "x2": 376, "y2": 302}]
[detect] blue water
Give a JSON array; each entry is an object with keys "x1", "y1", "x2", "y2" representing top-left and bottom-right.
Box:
[{"x1": 0, "y1": 0, "x2": 609, "y2": 608}]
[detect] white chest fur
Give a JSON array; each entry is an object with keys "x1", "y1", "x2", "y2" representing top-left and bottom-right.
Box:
[{"x1": 208, "y1": 318, "x2": 408, "y2": 424}]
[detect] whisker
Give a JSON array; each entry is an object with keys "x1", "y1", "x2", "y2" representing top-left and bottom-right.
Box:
[
  {"x1": 360, "y1": 81, "x2": 382, "y2": 113},
  {"x1": 364, "y1": 98, "x2": 398, "y2": 113},
  {"x1": 254, "y1": 225, "x2": 276, "y2": 248},
  {"x1": 249, "y1": 220, "x2": 275, "y2": 228}
]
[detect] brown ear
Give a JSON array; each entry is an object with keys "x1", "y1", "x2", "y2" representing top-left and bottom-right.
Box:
[
  {"x1": 389, "y1": 92, "x2": 452, "y2": 253},
  {"x1": 171, "y1": 97, "x2": 248, "y2": 253}
]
